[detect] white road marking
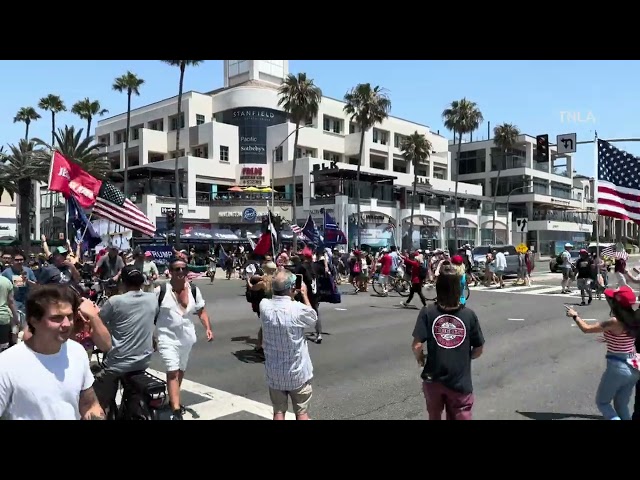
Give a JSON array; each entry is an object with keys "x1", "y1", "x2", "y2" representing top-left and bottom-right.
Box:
[
  {"x1": 507, "y1": 318, "x2": 525, "y2": 321},
  {"x1": 335, "y1": 308, "x2": 347, "y2": 311},
  {"x1": 146, "y1": 369, "x2": 296, "y2": 420}
]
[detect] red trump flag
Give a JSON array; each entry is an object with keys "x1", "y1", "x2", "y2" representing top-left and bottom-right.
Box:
[{"x1": 48, "y1": 151, "x2": 102, "y2": 209}]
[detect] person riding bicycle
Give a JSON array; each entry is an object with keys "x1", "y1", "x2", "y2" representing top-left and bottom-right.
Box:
[
  {"x1": 92, "y1": 265, "x2": 157, "y2": 418},
  {"x1": 94, "y1": 246, "x2": 125, "y2": 297}
]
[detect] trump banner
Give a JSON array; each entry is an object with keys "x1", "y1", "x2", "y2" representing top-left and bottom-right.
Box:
[{"x1": 48, "y1": 151, "x2": 102, "y2": 209}]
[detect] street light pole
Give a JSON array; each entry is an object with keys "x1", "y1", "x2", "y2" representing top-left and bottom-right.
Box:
[{"x1": 505, "y1": 185, "x2": 534, "y2": 245}]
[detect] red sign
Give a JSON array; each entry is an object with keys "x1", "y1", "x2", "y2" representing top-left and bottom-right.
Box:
[{"x1": 241, "y1": 167, "x2": 263, "y2": 176}]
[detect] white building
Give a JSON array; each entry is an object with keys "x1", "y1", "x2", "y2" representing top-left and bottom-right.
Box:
[
  {"x1": 41, "y1": 59, "x2": 511, "y2": 251},
  {"x1": 451, "y1": 135, "x2": 597, "y2": 256}
]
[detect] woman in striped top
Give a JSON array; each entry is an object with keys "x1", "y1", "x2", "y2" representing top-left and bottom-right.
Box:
[{"x1": 567, "y1": 285, "x2": 640, "y2": 420}]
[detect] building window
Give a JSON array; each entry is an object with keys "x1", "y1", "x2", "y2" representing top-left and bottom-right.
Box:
[
  {"x1": 372, "y1": 128, "x2": 388, "y2": 145},
  {"x1": 193, "y1": 146, "x2": 208, "y2": 158},
  {"x1": 132, "y1": 128, "x2": 139, "y2": 141},
  {"x1": 323, "y1": 115, "x2": 342, "y2": 134},
  {"x1": 170, "y1": 113, "x2": 185, "y2": 131},
  {"x1": 349, "y1": 123, "x2": 356, "y2": 134},
  {"x1": 115, "y1": 132, "x2": 123, "y2": 144},
  {"x1": 394, "y1": 134, "x2": 407, "y2": 149},
  {"x1": 196, "y1": 114, "x2": 205, "y2": 125},
  {"x1": 323, "y1": 151, "x2": 340, "y2": 163},
  {"x1": 149, "y1": 120, "x2": 164, "y2": 131},
  {"x1": 219, "y1": 145, "x2": 229, "y2": 162},
  {"x1": 275, "y1": 146, "x2": 283, "y2": 162}
]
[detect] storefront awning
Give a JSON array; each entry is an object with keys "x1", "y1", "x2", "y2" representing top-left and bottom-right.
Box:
[{"x1": 180, "y1": 228, "x2": 242, "y2": 243}]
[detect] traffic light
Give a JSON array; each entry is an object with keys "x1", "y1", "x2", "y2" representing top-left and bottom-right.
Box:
[
  {"x1": 536, "y1": 134, "x2": 549, "y2": 162},
  {"x1": 166, "y1": 209, "x2": 176, "y2": 230}
]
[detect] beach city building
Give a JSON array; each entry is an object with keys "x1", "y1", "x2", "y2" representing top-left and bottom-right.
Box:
[
  {"x1": 36, "y1": 60, "x2": 532, "y2": 250},
  {"x1": 450, "y1": 135, "x2": 601, "y2": 256}
]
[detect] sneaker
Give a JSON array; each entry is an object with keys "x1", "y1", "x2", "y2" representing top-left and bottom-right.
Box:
[{"x1": 316, "y1": 334, "x2": 322, "y2": 344}]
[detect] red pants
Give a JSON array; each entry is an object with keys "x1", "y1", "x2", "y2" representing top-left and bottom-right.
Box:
[{"x1": 422, "y1": 381, "x2": 474, "y2": 420}]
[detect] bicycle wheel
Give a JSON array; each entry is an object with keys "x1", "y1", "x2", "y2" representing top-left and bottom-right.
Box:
[
  {"x1": 372, "y1": 279, "x2": 385, "y2": 296},
  {"x1": 395, "y1": 279, "x2": 411, "y2": 297}
]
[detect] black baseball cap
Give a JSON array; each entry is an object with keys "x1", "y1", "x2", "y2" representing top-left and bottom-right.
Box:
[{"x1": 121, "y1": 265, "x2": 145, "y2": 286}]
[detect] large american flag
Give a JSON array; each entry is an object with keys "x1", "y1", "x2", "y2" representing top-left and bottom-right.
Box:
[
  {"x1": 601, "y1": 244, "x2": 629, "y2": 261},
  {"x1": 597, "y1": 139, "x2": 640, "y2": 223},
  {"x1": 92, "y1": 182, "x2": 156, "y2": 237}
]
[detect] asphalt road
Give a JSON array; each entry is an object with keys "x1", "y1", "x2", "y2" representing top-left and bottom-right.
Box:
[{"x1": 151, "y1": 268, "x2": 636, "y2": 420}]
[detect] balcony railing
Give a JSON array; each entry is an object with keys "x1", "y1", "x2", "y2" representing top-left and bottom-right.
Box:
[
  {"x1": 532, "y1": 210, "x2": 594, "y2": 224},
  {"x1": 152, "y1": 193, "x2": 293, "y2": 207}
]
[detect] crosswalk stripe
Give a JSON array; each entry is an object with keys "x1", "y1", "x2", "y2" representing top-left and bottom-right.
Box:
[{"x1": 469, "y1": 284, "x2": 608, "y2": 300}]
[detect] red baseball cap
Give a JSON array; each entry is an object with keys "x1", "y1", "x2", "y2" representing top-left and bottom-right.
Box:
[{"x1": 604, "y1": 285, "x2": 637, "y2": 308}]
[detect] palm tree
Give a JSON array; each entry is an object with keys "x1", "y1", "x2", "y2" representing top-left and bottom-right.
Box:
[
  {"x1": 277, "y1": 72, "x2": 322, "y2": 248},
  {"x1": 34, "y1": 126, "x2": 111, "y2": 180},
  {"x1": 491, "y1": 123, "x2": 521, "y2": 243},
  {"x1": 442, "y1": 99, "x2": 483, "y2": 250},
  {"x1": 402, "y1": 131, "x2": 432, "y2": 250},
  {"x1": 1, "y1": 140, "x2": 49, "y2": 252},
  {"x1": 71, "y1": 98, "x2": 109, "y2": 138},
  {"x1": 38, "y1": 94, "x2": 67, "y2": 236},
  {"x1": 161, "y1": 60, "x2": 204, "y2": 246},
  {"x1": 113, "y1": 71, "x2": 145, "y2": 198},
  {"x1": 13, "y1": 107, "x2": 41, "y2": 140},
  {"x1": 343, "y1": 83, "x2": 391, "y2": 247}
]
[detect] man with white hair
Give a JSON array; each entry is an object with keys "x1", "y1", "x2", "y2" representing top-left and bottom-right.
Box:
[{"x1": 259, "y1": 270, "x2": 318, "y2": 420}]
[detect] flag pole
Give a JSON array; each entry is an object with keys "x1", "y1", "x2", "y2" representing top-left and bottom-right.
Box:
[{"x1": 594, "y1": 131, "x2": 600, "y2": 257}]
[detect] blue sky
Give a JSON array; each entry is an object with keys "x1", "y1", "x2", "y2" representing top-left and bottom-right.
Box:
[{"x1": 0, "y1": 60, "x2": 634, "y2": 176}]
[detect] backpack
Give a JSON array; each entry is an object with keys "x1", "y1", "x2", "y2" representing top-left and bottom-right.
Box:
[
  {"x1": 418, "y1": 261, "x2": 428, "y2": 280},
  {"x1": 556, "y1": 253, "x2": 564, "y2": 265},
  {"x1": 352, "y1": 259, "x2": 361, "y2": 274},
  {"x1": 155, "y1": 283, "x2": 198, "y2": 324}
]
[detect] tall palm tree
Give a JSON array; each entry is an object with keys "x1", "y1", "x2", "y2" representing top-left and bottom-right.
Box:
[
  {"x1": 277, "y1": 72, "x2": 322, "y2": 248},
  {"x1": 491, "y1": 123, "x2": 521, "y2": 243},
  {"x1": 38, "y1": 94, "x2": 67, "y2": 237},
  {"x1": 113, "y1": 71, "x2": 145, "y2": 198},
  {"x1": 34, "y1": 126, "x2": 111, "y2": 180},
  {"x1": 13, "y1": 107, "x2": 41, "y2": 140},
  {"x1": 442, "y1": 98, "x2": 483, "y2": 249},
  {"x1": 71, "y1": 98, "x2": 109, "y2": 138},
  {"x1": 161, "y1": 60, "x2": 204, "y2": 246},
  {"x1": 401, "y1": 132, "x2": 432, "y2": 250},
  {"x1": 343, "y1": 83, "x2": 391, "y2": 247},
  {"x1": 1, "y1": 140, "x2": 49, "y2": 252}
]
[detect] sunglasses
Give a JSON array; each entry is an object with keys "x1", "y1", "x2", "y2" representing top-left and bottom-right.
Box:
[{"x1": 172, "y1": 267, "x2": 188, "y2": 272}]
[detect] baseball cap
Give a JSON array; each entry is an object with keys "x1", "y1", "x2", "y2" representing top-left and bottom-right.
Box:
[
  {"x1": 144, "y1": 251, "x2": 152, "y2": 258},
  {"x1": 53, "y1": 246, "x2": 68, "y2": 255},
  {"x1": 121, "y1": 265, "x2": 145, "y2": 285},
  {"x1": 604, "y1": 285, "x2": 636, "y2": 308}
]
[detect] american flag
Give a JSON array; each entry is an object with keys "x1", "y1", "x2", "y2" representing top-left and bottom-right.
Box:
[
  {"x1": 92, "y1": 182, "x2": 156, "y2": 237},
  {"x1": 597, "y1": 139, "x2": 640, "y2": 223},
  {"x1": 290, "y1": 224, "x2": 308, "y2": 241},
  {"x1": 600, "y1": 244, "x2": 629, "y2": 260}
]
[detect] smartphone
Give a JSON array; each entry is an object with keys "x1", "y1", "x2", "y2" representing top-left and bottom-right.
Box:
[
  {"x1": 295, "y1": 274, "x2": 303, "y2": 290},
  {"x1": 563, "y1": 304, "x2": 572, "y2": 311}
]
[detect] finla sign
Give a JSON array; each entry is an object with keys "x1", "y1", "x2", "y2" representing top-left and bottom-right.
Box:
[{"x1": 559, "y1": 111, "x2": 596, "y2": 124}]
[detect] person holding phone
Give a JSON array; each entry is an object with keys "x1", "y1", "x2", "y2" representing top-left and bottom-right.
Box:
[
  {"x1": 567, "y1": 285, "x2": 640, "y2": 420},
  {"x1": 259, "y1": 270, "x2": 318, "y2": 420}
]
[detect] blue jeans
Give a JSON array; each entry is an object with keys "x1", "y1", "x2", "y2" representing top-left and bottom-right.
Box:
[{"x1": 596, "y1": 354, "x2": 640, "y2": 420}]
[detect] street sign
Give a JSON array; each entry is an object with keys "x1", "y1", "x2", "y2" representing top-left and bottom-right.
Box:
[
  {"x1": 516, "y1": 218, "x2": 528, "y2": 233},
  {"x1": 556, "y1": 133, "x2": 577, "y2": 154}
]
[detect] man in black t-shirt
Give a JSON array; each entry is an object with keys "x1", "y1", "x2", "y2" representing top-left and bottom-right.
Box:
[
  {"x1": 575, "y1": 249, "x2": 594, "y2": 306},
  {"x1": 38, "y1": 246, "x2": 80, "y2": 286},
  {"x1": 412, "y1": 301, "x2": 484, "y2": 420}
]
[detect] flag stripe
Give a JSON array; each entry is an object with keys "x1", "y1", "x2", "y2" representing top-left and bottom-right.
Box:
[
  {"x1": 93, "y1": 198, "x2": 156, "y2": 237},
  {"x1": 597, "y1": 139, "x2": 640, "y2": 224}
]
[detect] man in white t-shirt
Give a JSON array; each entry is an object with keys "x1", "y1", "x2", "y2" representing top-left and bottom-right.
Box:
[
  {"x1": 0, "y1": 284, "x2": 106, "y2": 420},
  {"x1": 155, "y1": 257, "x2": 213, "y2": 420}
]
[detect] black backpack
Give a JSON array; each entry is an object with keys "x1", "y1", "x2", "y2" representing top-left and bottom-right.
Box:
[
  {"x1": 155, "y1": 283, "x2": 198, "y2": 324},
  {"x1": 556, "y1": 253, "x2": 564, "y2": 265},
  {"x1": 418, "y1": 261, "x2": 428, "y2": 280}
]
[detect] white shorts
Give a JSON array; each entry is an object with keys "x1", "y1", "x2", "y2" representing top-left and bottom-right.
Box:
[{"x1": 157, "y1": 337, "x2": 194, "y2": 372}]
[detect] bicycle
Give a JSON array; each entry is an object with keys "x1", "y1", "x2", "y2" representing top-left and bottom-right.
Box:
[{"x1": 371, "y1": 272, "x2": 411, "y2": 297}]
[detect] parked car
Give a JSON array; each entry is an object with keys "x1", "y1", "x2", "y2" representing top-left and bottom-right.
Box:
[
  {"x1": 549, "y1": 250, "x2": 580, "y2": 273},
  {"x1": 472, "y1": 244, "x2": 519, "y2": 277}
]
